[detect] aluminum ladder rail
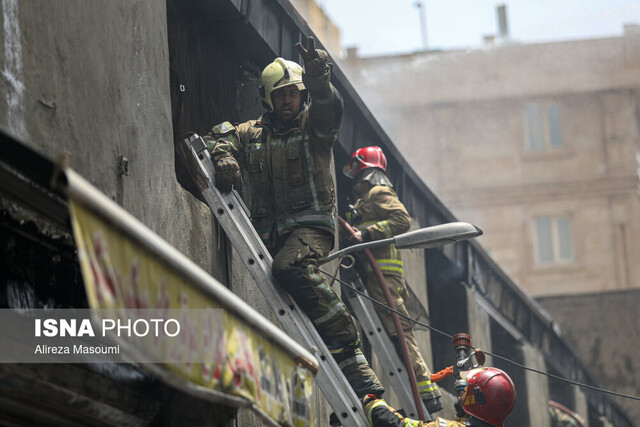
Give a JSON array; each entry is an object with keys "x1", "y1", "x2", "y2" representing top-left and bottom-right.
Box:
[
  {"x1": 342, "y1": 275, "x2": 431, "y2": 420},
  {"x1": 182, "y1": 134, "x2": 370, "y2": 427}
]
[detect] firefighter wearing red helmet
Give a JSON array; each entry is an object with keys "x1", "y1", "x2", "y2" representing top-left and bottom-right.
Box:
[
  {"x1": 343, "y1": 146, "x2": 389, "y2": 179},
  {"x1": 344, "y1": 146, "x2": 443, "y2": 413},
  {"x1": 363, "y1": 367, "x2": 517, "y2": 427}
]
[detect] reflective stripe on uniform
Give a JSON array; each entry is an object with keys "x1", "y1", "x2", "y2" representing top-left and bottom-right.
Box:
[
  {"x1": 390, "y1": 242, "x2": 398, "y2": 258},
  {"x1": 357, "y1": 219, "x2": 394, "y2": 239},
  {"x1": 302, "y1": 139, "x2": 321, "y2": 211},
  {"x1": 379, "y1": 220, "x2": 392, "y2": 238},
  {"x1": 439, "y1": 419, "x2": 448, "y2": 427},
  {"x1": 307, "y1": 267, "x2": 324, "y2": 285},
  {"x1": 337, "y1": 349, "x2": 367, "y2": 371},
  {"x1": 366, "y1": 258, "x2": 404, "y2": 274},
  {"x1": 312, "y1": 299, "x2": 347, "y2": 327},
  {"x1": 328, "y1": 337, "x2": 361, "y2": 355},
  {"x1": 367, "y1": 399, "x2": 389, "y2": 426},
  {"x1": 358, "y1": 218, "x2": 404, "y2": 274},
  {"x1": 417, "y1": 379, "x2": 438, "y2": 394},
  {"x1": 304, "y1": 269, "x2": 350, "y2": 328}
]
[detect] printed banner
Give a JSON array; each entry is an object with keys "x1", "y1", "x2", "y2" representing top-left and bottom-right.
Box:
[{"x1": 68, "y1": 199, "x2": 315, "y2": 426}]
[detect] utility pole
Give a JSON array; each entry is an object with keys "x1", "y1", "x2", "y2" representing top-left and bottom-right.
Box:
[
  {"x1": 496, "y1": 4, "x2": 509, "y2": 41},
  {"x1": 414, "y1": 1, "x2": 428, "y2": 51}
]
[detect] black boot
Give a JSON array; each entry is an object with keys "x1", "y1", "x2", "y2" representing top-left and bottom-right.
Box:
[{"x1": 423, "y1": 396, "x2": 443, "y2": 414}]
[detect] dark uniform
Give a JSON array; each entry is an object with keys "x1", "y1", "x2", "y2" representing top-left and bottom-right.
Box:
[
  {"x1": 205, "y1": 55, "x2": 383, "y2": 398},
  {"x1": 352, "y1": 175, "x2": 441, "y2": 402}
]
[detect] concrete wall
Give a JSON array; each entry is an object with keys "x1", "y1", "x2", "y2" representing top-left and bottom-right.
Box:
[
  {"x1": 0, "y1": 1, "x2": 350, "y2": 424},
  {"x1": 467, "y1": 289, "x2": 493, "y2": 367},
  {"x1": 537, "y1": 289, "x2": 640, "y2": 424},
  {"x1": 403, "y1": 217, "x2": 434, "y2": 371},
  {"x1": 575, "y1": 389, "x2": 589, "y2": 427},
  {"x1": 0, "y1": 0, "x2": 218, "y2": 275},
  {"x1": 523, "y1": 344, "x2": 551, "y2": 427}
]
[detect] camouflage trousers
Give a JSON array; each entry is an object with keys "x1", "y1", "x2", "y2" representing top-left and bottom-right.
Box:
[
  {"x1": 272, "y1": 227, "x2": 384, "y2": 398},
  {"x1": 366, "y1": 273, "x2": 441, "y2": 400}
]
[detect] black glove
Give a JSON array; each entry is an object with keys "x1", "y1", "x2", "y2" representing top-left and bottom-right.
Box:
[
  {"x1": 295, "y1": 36, "x2": 330, "y2": 78},
  {"x1": 346, "y1": 228, "x2": 371, "y2": 246},
  {"x1": 214, "y1": 156, "x2": 242, "y2": 193}
]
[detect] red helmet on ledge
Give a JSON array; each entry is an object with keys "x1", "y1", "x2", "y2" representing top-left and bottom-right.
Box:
[
  {"x1": 462, "y1": 367, "x2": 516, "y2": 427},
  {"x1": 343, "y1": 146, "x2": 387, "y2": 178}
]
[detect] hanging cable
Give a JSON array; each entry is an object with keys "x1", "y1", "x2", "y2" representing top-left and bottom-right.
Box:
[
  {"x1": 483, "y1": 350, "x2": 640, "y2": 401},
  {"x1": 318, "y1": 267, "x2": 640, "y2": 402}
]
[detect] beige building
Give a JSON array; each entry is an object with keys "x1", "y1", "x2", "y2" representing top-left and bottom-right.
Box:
[
  {"x1": 341, "y1": 25, "x2": 640, "y2": 297},
  {"x1": 290, "y1": 0, "x2": 341, "y2": 58}
]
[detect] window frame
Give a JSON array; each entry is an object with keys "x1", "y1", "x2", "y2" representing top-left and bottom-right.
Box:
[
  {"x1": 533, "y1": 214, "x2": 574, "y2": 266},
  {"x1": 524, "y1": 102, "x2": 564, "y2": 152}
]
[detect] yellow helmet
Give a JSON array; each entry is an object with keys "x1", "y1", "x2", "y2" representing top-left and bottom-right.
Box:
[{"x1": 259, "y1": 58, "x2": 305, "y2": 111}]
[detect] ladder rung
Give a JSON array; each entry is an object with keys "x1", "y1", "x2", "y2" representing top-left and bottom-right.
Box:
[
  {"x1": 184, "y1": 135, "x2": 370, "y2": 427},
  {"x1": 343, "y1": 278, "x2": 431, "y2": 420}
]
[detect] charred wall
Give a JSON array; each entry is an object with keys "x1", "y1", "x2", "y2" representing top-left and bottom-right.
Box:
[{"x1": 538, "y1": 290, "x2": 640, "y2": 424}]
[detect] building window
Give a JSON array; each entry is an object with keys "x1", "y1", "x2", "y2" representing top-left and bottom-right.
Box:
[
  {"x1": 534, "y1": 216, "x2": 573, "y2": 264},
  {"x1": 525, "y1": 103, "x2": 563, "y2": 151}
]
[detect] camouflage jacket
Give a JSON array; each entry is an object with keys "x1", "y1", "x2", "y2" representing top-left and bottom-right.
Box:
[{"x1": 206, "y1": 74, "x2": 343, "y2": 249}]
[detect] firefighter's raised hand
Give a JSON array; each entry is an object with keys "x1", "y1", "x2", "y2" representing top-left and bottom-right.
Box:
[
  {"x1": 295, "y1": 36, "x2": 330, "y2": 77},
  {"x1": 214, "y1": 156, "x2": 242, "y2": 193}
]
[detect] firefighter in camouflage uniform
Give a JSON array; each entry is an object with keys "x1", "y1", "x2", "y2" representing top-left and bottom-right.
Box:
[
  {"x1": 204, "y1": 37, "x2": 384, "y2": 399},
  {"x1": 343, "y1": 146, "x2": 443, "y2": 413}
]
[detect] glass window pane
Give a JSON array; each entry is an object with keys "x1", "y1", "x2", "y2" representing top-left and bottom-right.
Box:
[
  {"x1": 547, "y1": 105, "x2": 563, "y2": 148},
  {"x1": 556, "y1": 216, "x2": 573, "y2": 260},
  {"x1": 535, "y1": 217, "x2": 554, "y2": 263},
  {"x1": 525, "y1": 104, "x2": 545, "y2": 151}
]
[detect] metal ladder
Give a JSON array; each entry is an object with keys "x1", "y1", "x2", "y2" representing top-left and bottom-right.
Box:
[
  {"x1": 181, "y1": 134, "x2": 370, "y2": 427},
  {"x1": 341, "y1": 273, "x2": 431, "y2": 420},
  {"x1": 342, "y1": 277, "x2": 432, "y2": 421}
]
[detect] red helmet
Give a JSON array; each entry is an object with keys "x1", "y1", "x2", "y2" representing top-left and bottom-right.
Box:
[
  {"x1": 462, "y1": 367, "x2": 516, "y2": 427},
  {"x1": 343, "y1": 146, "x2": 387, "y2": 178}
]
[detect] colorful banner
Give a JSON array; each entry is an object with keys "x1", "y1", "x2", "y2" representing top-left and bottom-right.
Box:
[{"x1": 69, "y1": 199, "x2": 315, "y2": 426}]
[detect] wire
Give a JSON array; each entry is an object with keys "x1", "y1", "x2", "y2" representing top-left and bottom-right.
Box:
[
  {"x1": 318, "y1": 267, "x2": 640, "y2": 402},
  {"x1": 484, "y1": 350, "x2": 640, "y2": 401},
  {"x1": 323, "y1": 268, "x2": 455, "y2": 340}
]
